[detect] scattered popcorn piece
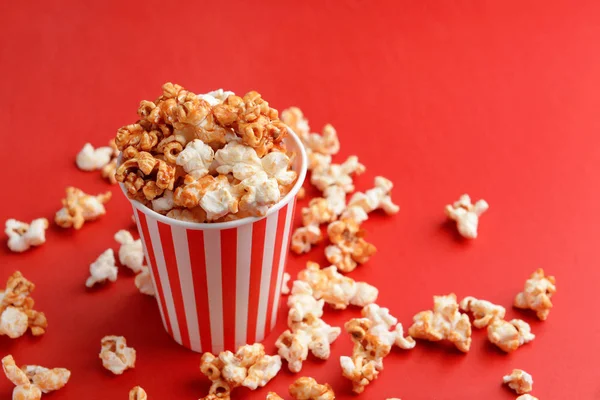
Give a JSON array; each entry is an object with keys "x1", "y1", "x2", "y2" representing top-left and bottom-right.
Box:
[
  {"x1": 281, "y1": 273, "x2": 291, "y2": 295},
  {"x1": 348, "y1": 176, "x2": 399, "y2": 215},
  {"x1": 340, "y1": 205, "x2": 369, "y2": 225},
  {"x1": 516, "y1": 395, "x2": 538, "y2": 400},
  {"x1": 12, "y1": 383, "x2": 42, "y2": 400},
  {"x1": 76, "y1": 143, "x2": 114, "y2": 171},
  {"x1": 135, "y1": 267, "x2": 155, "y2": 296},
  {"x1": 5, "y1": 218, "x2": 48, "y2": 253},
  {"x1": 86, "y1": 249, "x2": 118, "y2": 288},
  {"x1": 266, "y1": 393, "x2": 284, "y2": 400},
  {"x1": 2, "y1": 355, "x2": 70, "y2": 399},
  {"x1": 325, "y1": 218, "x2": 376, "y2": 273},
  {"x1": 176, "y1": 139, "x2": 215, "y2": 179},
  {"x1": 129, "y1": 386, "x2": 148, "y2": 400},
  {"x1": 99, "y1": 336, "x2": 136, "y2": 375},
  {"x1": 281, "y1": 107, "x2": 310, "y2": 144},
  {"x1": 323, "y1": 185, "x2": 346, "y2": 216},
  {"x1": 503, "y1": 369, "x2": 533, "y2": 395},
  {"x1": 302, "y1": 198, "x2": 335, "y2": 227},
  {"x1": 297, "y1": 187, "x2": 306, "y2": 200},
  {"x1": 459, "y1": 296, "x2": 506, "y2": 328},
  {"x1": 302, "y1": 124, "x2": 340, "y2": 156},
  {"x1": 199, "y1": 343, "x2": 281, "y2": 397},
  {"x1": 0, "y1": 272, "x2": 47, "y2": 338},
  {"x1": 487, "y1": 318, "x2": 535, "y2": 353},
  {"x1": 340, "y1": 304, "x2": 415, "y2": 394},
  {"x1": 445, "y1": 194, "x2": 488, "y2": 239},
  {"x1": 55, "y1": 187, "x2": 111, "y2": 229},
  {"x1": 408, "y1": 294, "x2": 472, "y2": 352},
  {"x1": 101, "y1": 158, "x2": 118, "y2": 184},
  {"x1": 2, "y1": 355, "x2": 29, "y2": 386},
  {"x1": 311, "y1": 156, "x2": 365, "y2": 193},
  {"x1": 289, "y1": 376, "x2": 335, "y2": 400},
  {"x1": 514, "y1": 268, "x2": 556, "y2": 321},
  {"x1": 276, "y1": 281, "x2": 341, "y2": 373},
  {"x1": 298, "y1": 262, "x2": 378, "y2": 310},
  {"x1": 114, "y1": 230, "x2": 144, "y2": 273},
  {"x1": 290, "y1": 225, "x2": 322, "y2": 254}
]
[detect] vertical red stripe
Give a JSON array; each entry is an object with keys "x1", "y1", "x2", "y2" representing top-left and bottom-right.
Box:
[
  {"x1": 264, "y1": 206, "x2": 288, "y2": 337},
  {"x1": 157, "y1": 222, "x2": 191, "y2": 349},
  {"x1": 137, "y1": 213, "x2": 173, "y2": 336},
  {"x1": 246, "y1": 218, "x2": 267, "y2": 344},
  {"x1": 220, "y1": 228, "x2": 237, "y2": 351},
  {"x1": 187, "y1": 229, "x2": 212, "y2": 353}
]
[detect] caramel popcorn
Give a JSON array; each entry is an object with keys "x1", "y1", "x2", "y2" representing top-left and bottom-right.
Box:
[
  {"x1": 290, "y1": 225, "x2": 322, "y2": 254},
  {"x1": 325, "y1": 218, "x2": 376, "y2": 273},
  {"x1": 445, "y1": 194, "x2": 488, "y2": 239},
  {"x1": 514, "y1": 268, "x2": 556, "y2": 321},
  {"x1": 348, "y1": 176, "x2": 399, "y2": 215},
  {"x1": 99, "y1": 335, "x2": 136, "y2": 375},
  {"x1": 289, "y1": 376, "x2": 335, "y2": 400},
  {"x1": 135, "y1": 267, "x2": 155, "y2": 296},
  {"x1": 55, "y1": 187, "x2": 111, "y2": 229},
  {"x1": 114, "y1": 230, "x2": 144, "y2": 273},
  {"x1": 76, "y1": 143, "x2": 114, "y2": 171},
  {"x1": 311, "y1": 156, "x2": 365, "y2": 193},
  {"x1": 129, "y1": 386, "x2": 148, "y2": 400},
  {"x1": 102, "y1": 158, "x2": 118, "y2": 184},
  {"x1": 459, "y1": 296, "x2": 506, "y2": 328},
  {"x1": 5, "y1": 218, "x2": 48, "y2": 253},
  {"x1": 487, "y1": 318, "x2": 535, "y2": 353},
  {"x1": 0, "y1": 272, "x2": 47, "y2": 338},
  {"x1": 199, "y1": 343, "x2": 281, "y2": 397},
  {"x1": 503, "y1": 369, "x2": 533, "y2": 395},
  {"x1": 281, "y1": 272, "x2": 291, "y2": 295},
  {"x1": 276, "y1": 281, "x2": 341, "y2": 373},
  {"x1": 298, "y1": 262, "x2": 378, "y2": 310},
  {"x1": 340, "y1": 304, "x2": 415, "y2": 394},
  {"x1": 85, "y1": 249, "x2": 118, "y2": 288},
  {"x1": 2, "y1": 355, "x2": 70, "y2": 399},
  {"x1": 408, "y1": 294, "x2": 472, "y2": 353},
  {"x1": 516, "y1": 395, "x2": 538, "y2": 400}
]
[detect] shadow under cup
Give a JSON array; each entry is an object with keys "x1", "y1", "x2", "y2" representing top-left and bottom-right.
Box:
[{"x1": 120, "y1": 128, "x2": 307, "y2": 353}]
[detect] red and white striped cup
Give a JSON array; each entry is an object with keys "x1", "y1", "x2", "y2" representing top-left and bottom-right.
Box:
[{"x1": 121, "y1": 128, "x2": 307, "y2": 353}]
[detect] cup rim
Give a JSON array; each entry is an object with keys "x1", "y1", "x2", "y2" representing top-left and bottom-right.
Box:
[{"x1": 119, "y1": 126, "x2": 307, "y2": 230}]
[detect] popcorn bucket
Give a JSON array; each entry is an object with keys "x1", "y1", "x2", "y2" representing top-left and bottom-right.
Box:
[{"x1": 121, "y1": 128, "x2": 307, "y2": 353}]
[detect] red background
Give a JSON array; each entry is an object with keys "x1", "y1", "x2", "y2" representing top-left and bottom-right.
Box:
[{"x1": 1, "y1": 1, "x2": 599, "y2": 399}]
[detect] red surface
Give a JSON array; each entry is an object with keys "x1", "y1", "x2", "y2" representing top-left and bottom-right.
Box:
[{"x1": 1, "y1": 1, "x2": 599, "y2": 399}]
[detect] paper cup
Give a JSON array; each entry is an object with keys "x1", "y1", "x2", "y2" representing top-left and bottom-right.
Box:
[{"x1": 120, "y1": 128, "x2": 307, "y2": 353}]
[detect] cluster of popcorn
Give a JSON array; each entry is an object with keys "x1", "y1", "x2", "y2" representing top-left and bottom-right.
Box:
[
  {"x1": 99, "y1": 335, "x2": 137, "y2": 375},
  {"x1": 340, "y1": 304, "x2": 415, "y2": 394},
  {"x1": 112, "y1": 83, "x2": 298, "y2": 222},
  {"x1": 267, "y1": 376, "x2": 335, "y2": 399},
  {"x1": 76, "y1": 139, "x2": 120, "y2": 184},
  {"x1": 0, "y1": 272, "x2": 47, "y2": 339},
  {"x1": 54, "y1": 187, "x2": 111, "y2": 230},
  {"x1": 199, "y1": 343, "x2": 281, "y2": 399},
  {"x1": 2, "y1": 355, "x2": 70, "y2": 400},
  {"x1": 5, "y1": 218, "x2": 48, "y2": 253}
]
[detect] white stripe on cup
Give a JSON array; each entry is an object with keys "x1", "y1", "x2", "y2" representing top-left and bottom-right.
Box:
[
  {"x1": 134, "y1": 209, "x2": 168, "y2": 331},
  {"x1": 235, "y1": 224, "x2": 252, "y2": 348},
  {"x1": 271, "y1": 202, "x2": 295, "y2": 330},
  {"x1": 203, "y1": 230, "x2": 224, "y2": 353},
  {"x1": 146, "y1": 216, "x2": 182, "y2": 345},
  {"x1": 171, "y1": 226, "x2": 202, "y2": 353},
  {"x1": 255, "y1": 211, "x2": 279, "y2": 341}
]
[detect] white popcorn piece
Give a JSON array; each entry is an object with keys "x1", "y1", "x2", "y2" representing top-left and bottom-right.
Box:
[
  {"x1": 503, "y1": 369, "x2": 533, "y2": 395},
  {"x1": 55, "y1": 188, "x2": 111, "y2": 230},
  {"x1": 85, "y1": 249, "x2": 118, "y2": 288},
  {"x1": 261, "y1": 152, "x2": 298, "y2": 187},
  {"x1": 281, "y1": 107, "x2": 310, "y2": 143},
  {"x1": 514, "y1": 268, "x2": 556, "y2": 321},
  {"x1": 12, "y1": 384, "x2": 42, "y2": 400},
  {"x1": 76, "y1": 143, "x2": 114, "y2": 171},
  {"x1": 129, "y1": 386, "x2": 148, "y2": 400},
  {"x1": 151, "y1": 190, "x2": 175, "y2": 213},
  {"x1": 281, "y1": 273, "x2": 291, "y2": 295},
  {"x1": 2, "y1": 355, "x2": 29, "y2": 386},
  {"x1": 176, "y1": 139, "x2": 215, "y2": 179},
  {"x1": 516, "y1": 395, "x2": 538, "y2": 400},
  {"x1": 99, "y1": 335, "x2": 136, "y2": 375},
  {"x1": 445, "y1": 194, "x2": 489, "y2": 239},
  {"x1": 307, "y1": 151, "x2": 332, "y2": 172},
  {"x1": 200, "y1": 177, "x2": 239, "y2": 221},
  {"x1": 298, "y1": 262, "x2": 378, "y2": 310},
  {"x1": 238, "y1": 171, "x2": 280, "y2": 216},
  {"x1": 0, "y1": 306, "x2": 29, "y2": 339},
  {"x1": 114, "y1": 230, "x2": 144, "y2": 273},
  {"x1": 311, "y1": 156, "x2": 365, "y2": 193},
  {"x1": 215, "y1": 141, "x2": 263, "y2": 181},
  {"x1": 459, "y1": 296, "x2": 506, "y2": 328},
  {"x1": 323, "y1": 185, "x2": 346, "y2": 216},
  {"x1": 290, "y1": 225, "x2": 322, "y2": 254},
  {"x1": 242, "y1": 354, "x2": 282, "y2": 390},
  {"x1": 362, "y1": 304, "x2": 416, "y2": 350},
  {"x1": 340, "y1": 205, "x2": 369, "y2": 224},
  {"x1": 21, "y1": 365, "x2": 71, "y2": 393},
  {"x1": 166, "y1": 207, "x2": 207, "y2": 223},
  {"x1": 5, "y1": 218, "x2": 48, "y2": 253},
  {"x1": 348, "y1": 176, "x2": 399, "y2": 215},
  {"x1": 487, "y1": 318, "x2": 535, "y2": 353},
  {"x1": 198, "y1": 89, "x2": 235, "y2": 106},
  {"x1": 303, "y1": 124, "x2": 341, "y2": 156},
  {"x1": 135, "y1": 267, "x2": 155, "y2": 296}
]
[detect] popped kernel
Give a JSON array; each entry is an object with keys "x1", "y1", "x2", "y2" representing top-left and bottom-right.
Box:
[
  {"x1": 116, "y1": 149, "x2": 176, "y2": 196},
  {"x1": 339, "y1": 205, "x2": 369, "y2": 225},
  {"x1": 99, "y1": 335, "x2": 136, "y2": 375},
  {"x1": 514, "y1": 268, "x2": 556, "y2": 321},
  {"x1": 459, "y1": 296, "x2": 506, "y2": 328},
  {"x1": 151, "y1": 190, "x2": 175, "y2": 213},
  {"x1": 176, "y1": 139, "x2": 214, "y2": 179},
  {"x1": 311, "y1": 156, "x2": 365, "y2": 193},
  {"x1": 445, "y1": 194, "x2": 488, "y2": 239},
  {"x1": 323, "y1": 185, "x2": 346, "y2": 216},
  {"x1": 0, "y1": 272, "x2": 47, "y2": 338},
  {"x1": 76, "y1": 143, "x2": 114, "y2": 171},
  {"x1": 503, "y1": 369, "x2": 533, "y2": 395},
  {"x1": 129, "y1": 386, "x2": 148, "y2": 400},
  {"x1": 55, "y1": 187, "x2": 111, "y2": 229},
  {"x1": 298, "y1": 262, "x2": 378, "y2": 310},
  {"x1": 302, "y1": 124, "x2": 340, "y2": 156},
  {"x1": 135, "y1": 267, "x2": 155, "y2": 296},
  {"x1": 215, "y1": 141, "x2": 262, "y2": 181},
  {"x1": 281, "y1": 107, "x2": 310, "y2": 143},
  {"x1": 408, "y1": 294, "x2": 472, "y2": 352},
  {"x1": 325, "y1": 218, "x2": 376, "y2": 273},
  {"x1": 281, "y1": 273, "x2": 291, "y2": 295},
  {"x1": 289, "y1": 376, "x2": 335, "y2": 400},
  {"x1": 166, "y1": 207, "x2": 207, "y2": 223},
  {"x1": 114, "y1": 230, "x2": 144, "y2": 273},
  {"x1": 302, "y1": 198, "x2": 335, "y2": 227},
  {"x1": 5, "y1": 218, "x2": 48, "y2": 253},
  {"x1": 261, "y1": 151, "x2": 298, "y2": 187},
  {"x1": 487, "y1": 318, "x2": 535, "y2": 353},
  {"x1": 238, "y1": 171, "x2": 280, "y2": 217},
  {"x1": 198, "y1": 89, "x2": 235, "y2": 106},
  {"x1": 348, "y1": 176, "x2": 399, "y2": 215},
  {"x1": 2, "y1": 355, "x2": 29, "y2": 386},
  {"x1": 290, "y1": 225, "x2": 322, "y2": 254},
  {"x1": 12, "y1": 383, "x2": 42, "y2": 400},
  {"x1": 101, "y1": 158, "x2": 118, "y2": 184},
  {"x1": 0, "y1": 306, "x2": 28, "y2": 339},
  {"x1": 21, "y1": 365, "x2": 71, "y2": 393},
  {"x1": 85, "y1": 249, "x2": 118, "y2": 288}
]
